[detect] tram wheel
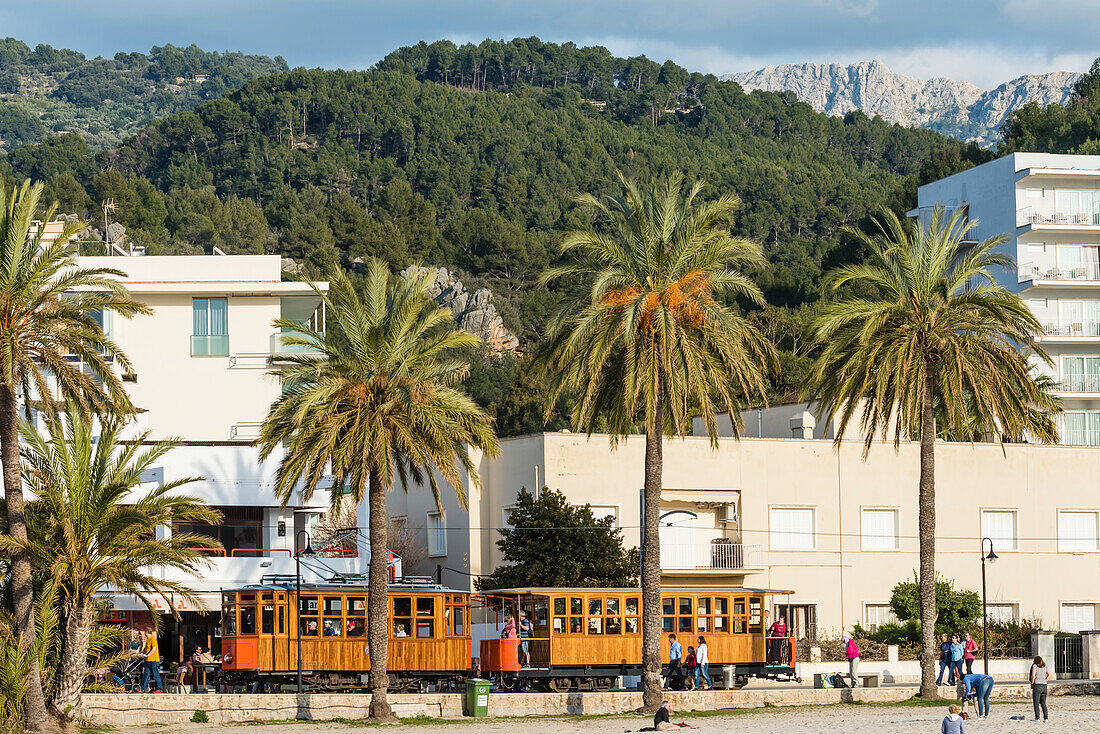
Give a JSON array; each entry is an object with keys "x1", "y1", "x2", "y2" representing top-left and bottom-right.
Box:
[
  {"x1": 734, "y1": 675, "x2": 750, "y2": 689},
  {"x1": 548, "y1": 677, "x2": 573, "y2": 693},
  {"x1": 593, "y1": 677, "x2": 613, "y2": 692}
]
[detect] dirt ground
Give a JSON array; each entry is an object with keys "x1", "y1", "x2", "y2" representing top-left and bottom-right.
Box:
[{"x1": 118, "y1": 696, "x2": 1100, "y2": 734}]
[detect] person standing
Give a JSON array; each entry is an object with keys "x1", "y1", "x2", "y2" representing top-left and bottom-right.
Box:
[
  {"x1": 961, "y1": 672, "x2": 994, "y2": 720},
  {"x1": 695, "y1": 636, "x2": 711, "y2": 690},
  {"x1": 139, "y1": 625, "x2": 163, "y2": 693},
  {"x1": 518, "y1": 611, "x2": 533, "y2": 667},
  {"x1": 936, "y1": 633, "x2": 953, "y2": 686},
  {"x1": 843, "y1": 634, "x2": 860, "y2": 687},
  {"x1": 1030, "y1": 656, "x2": 1051, "y2": 722},
  {"x1": 941, "y1": 704, "x2": 966, "y2": 734},
  {"x1": 950, "y1": 634, "x2": 965, "y2": 684},
  {"x1": 683, "y1": 646, "x2": 697, "y2": 690},
  {"x1": 767, "y1": 614, "x2": 788, "y2": 664},
  {"x1": 963, "y1": 633, "x2": 978, "y2": 675},
  {"x1": 665, "y1": 634, "x2": 682, "y2": 689}
]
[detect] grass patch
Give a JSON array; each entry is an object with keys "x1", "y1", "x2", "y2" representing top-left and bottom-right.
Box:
[{"x1": 79, "y1": 724, "x2": 118, "y2": 734}]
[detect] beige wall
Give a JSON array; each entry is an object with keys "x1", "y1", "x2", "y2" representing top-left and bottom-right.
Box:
[{"x1": 390, "y1": 432, "x2": 1100, "y2": 636}]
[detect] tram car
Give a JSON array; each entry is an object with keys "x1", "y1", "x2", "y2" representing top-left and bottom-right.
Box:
[
  {"x1": 220, "y1": 577, "x2": 472, "y2": 691},
  {"x1": 478, "y1": 587, "x2": 798, "y2": 692}
]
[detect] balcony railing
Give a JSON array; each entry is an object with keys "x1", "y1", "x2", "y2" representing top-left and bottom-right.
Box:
[
  {"x1": 1063, "y1": 429, "x2": 1100, "y2": 447},
  {"x1": 1018, "y1": 206, "x2": 1100, "y2": 227},
  {"x1": 1019, "y1": 262, "x2": 1100, "y2": 283},
  {"x1": 661, "y1": 542, "x2": 763, "y2": 571},
  {"x1": 1042, "y1": 322, "x2": 1100, "y2": 338},
  {"x1": 269, "y1": 332, "x2": 323, "y2": 357},
  {"x1": 191, "y1": 334, "x2": 229, "y2": 357},
  {"x1": 1059, "y1": 375, "x2": 1100, "y2": 393}
]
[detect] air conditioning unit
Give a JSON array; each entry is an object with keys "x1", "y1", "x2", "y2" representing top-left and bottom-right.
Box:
[{"x1": 720, "y1": 504, "x2": 738, "y2": 523}]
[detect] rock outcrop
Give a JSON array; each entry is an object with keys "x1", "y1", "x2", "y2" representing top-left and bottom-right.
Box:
[
  {"x1": 401, "y1": 266, "x2": 519, "y2": 353},
  {"x1": 723, "y1": 60, "x2": 1078, "y2": 146}
]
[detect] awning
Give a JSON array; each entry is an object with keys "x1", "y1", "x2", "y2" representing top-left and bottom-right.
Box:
[
  {"x1": 99, "y1": 592, "x2": 221, "y2": 614},
  {"x1": 662, "y1": 490, "x2": 740, "y2": 504}
]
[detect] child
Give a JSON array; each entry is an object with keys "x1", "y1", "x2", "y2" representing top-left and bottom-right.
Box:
[
  {"x1": 683, "y1": 646, "x2": 697, "y2": 690},
  {"x1": 942, "y1": 704, "x2": 965, "y2": 734}
]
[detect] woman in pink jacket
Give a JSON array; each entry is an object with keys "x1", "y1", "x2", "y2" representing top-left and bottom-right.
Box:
[{"x1": 843, "y1": 634, "x2": 860, "y2": 687}]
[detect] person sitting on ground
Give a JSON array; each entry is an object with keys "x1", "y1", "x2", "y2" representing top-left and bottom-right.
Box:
[{"x1": 941, "y1": 704, "x2": 965, "y2": 734}]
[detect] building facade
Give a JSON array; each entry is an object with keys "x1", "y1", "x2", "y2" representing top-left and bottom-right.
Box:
[
  {"x1": 66, "y1": 253, "x2": 367, "y2": 664},
  {"x1": 917, "y1": 152, "x2": 1100, "y2": 445},
  {"x1": 388, "y1": 427, "x2": 1100, "y2": 641}
]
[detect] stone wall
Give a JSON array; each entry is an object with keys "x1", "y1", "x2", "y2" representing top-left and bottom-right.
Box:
[{"x1": 78, "y1": 682, "x2": 1100, "y2": 726}]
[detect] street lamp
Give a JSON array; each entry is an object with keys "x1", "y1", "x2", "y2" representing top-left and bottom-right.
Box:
[
  {"x1": 980, "y1": 537, "x2": 998, "y2": 674},
  {"x1": 295, "y1": 530, "x2": 315, "y2": 694}
]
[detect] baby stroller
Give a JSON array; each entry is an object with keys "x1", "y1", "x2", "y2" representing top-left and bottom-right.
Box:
[{"x1": 110, "y1": 657, "x2": 145, "y2": 693}]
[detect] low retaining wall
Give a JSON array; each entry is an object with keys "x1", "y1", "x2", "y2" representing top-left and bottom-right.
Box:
[
  {"x1": 796, "y1": 658, "x2": 1033, "y2": 684},
  {"x1": 78, "y1": 681, "x2": 1100, "y2": 726}
]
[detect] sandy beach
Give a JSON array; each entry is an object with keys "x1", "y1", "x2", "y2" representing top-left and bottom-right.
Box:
[{"x1": 117, "y1": 697, "x2": 1100, "y2": 734}]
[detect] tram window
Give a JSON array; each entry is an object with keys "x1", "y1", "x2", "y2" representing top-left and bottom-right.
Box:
[
  {"x1": 588, "y1": 617, "x2": 603, "y2": 634},
  {"x1": 571, "y1": 597, "x2": 583, "y2": 615},
  {"x1": 662, "y1": 617, "x2": 674, "y2": 633},
  {"x1": 323, "y1": 597, "x2": 343, "y2": 615},
  {"x1": 606, "y1": 598, "x2": 619, "y2": 615},
  {"x1": 278, "y1": 606, "x2": 285, "y2": 635},
  {"x1": 262, "y1": 604, "x2": 274, "y2": 634},
  {"x1": 261, "y1": 592, "x2": 273, "y2": 601},
  {"x1": 394, "y1": 597, "x2": 412, "y2": 617},
  {"x1": 346, "y1": 618, "x2": 365, "y2": 637},
  {"x1": 697, "y1": 597, "x2": 711, "y2": 633},
  {"x1": 570, "y1": 616, "x2": 582, "y2": 633},
  {"x1": 240, "y1": 593, "x2": 256, "y2": 602},
  {"x1": 322, "y1": 618, "x2": 342, "y2": 636},
  {"x1": 416, "y1": 619, "x2": 434, "y2": 638},
  {"x1": 715, "y1": 597, "x2": 729, "y2": 633},
  {"x1": 714, "y1": 615, "x2": 727, "y2": 632},
  {"x1": 417, "y1": 597, "x2": 435, "y2": 616},
  {"x1": 300, "y1": 595, "x2": 319, "y2": 636},
  {"x1": 348, "y1": 597, "x2": 365, "y2": 615},
  {"x1": 223, "y1": 605, "x2": 236, "y2": 636},
  {"x1": 733, "y1": 597, "x2": 748, "y2": 634},
  {"x1": 222, "y1": 593, "x2": 235, "y2": 605},
  {"x1": 589, "y1": 598, "x2": 602, "y2": 616},
  {"x1": 554, "y1": 597, "x2": 566, "y2": 616},
  {"x1": 606, "y1": 616, "x2": 621, "y2": 635},
  {"x1": 733, "y1": 619, "x2": 746, "y2": 634},
  {"x1": 662, "y1": 598, "x2": 673, "y2": 615},
  {"x1": 749, "y1": 597, "x2": 763, "y2": 630},
  {"x1": 679, "y1": 598, "x2": 692, "y2": 616},
  {"x1": 697, "y1": 616, "x2": 709, "y2": 633},
  {"x1": 393, "y1": 597, "x2": 412, "y2": 638},
  {"x1": 300, "y1": 595, "x2": 319, "y2": 615},
  {"x1": 625, "y1": 616, "x2": 639, "y2": 634},
  {"x1": 733, "y1": 599, "x2": 746, "y2": 616},
  {"x1": 451, "y1": 606, "x2": 465, "y2": 635},
  {"x1": 678, "y1": 617, "x2": 692, "y2": 633},
  {"x1": 553, "y1": 617, "x2": 565, "y2": 633},
  {"x1": 626, "y1": 598, "x2": 638, "y2": 616},
  {"x1": 240, "y1": 606, "x2": 256, "y2": 634}
]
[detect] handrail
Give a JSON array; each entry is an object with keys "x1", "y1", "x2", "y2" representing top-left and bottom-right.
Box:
[{"x1": 229, "y1": 548, "x2": 293, "y2": 557}]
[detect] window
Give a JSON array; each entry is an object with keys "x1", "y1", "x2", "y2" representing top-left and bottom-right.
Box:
[
  {"x1": 1026, "y1": 243, "x2": 1046, "y2": 253},
  {"x1": 986, "y1": 603, "x2": 1018, "y2": 624},
  {"x1": 861, "y1": 508, "x2": 899, "y2": 550},
  {"x1": 1063, "y1": 411, "x2": 1100, "y2": 446},
  {"x1": 191, "y1": 297, "x2": 228, "y2": 356},
  {"x1": 1025, "y1": 188, "x2": 1044, "y2": 199},
  {"x1": 864, "y1": 604, "x2": 898, "y2": 632},
  {"x1": 427, "y1": 512, "x2": 446, "y2": 556},
  {"x1": 392, "y1": 597, "x2": 412, "y2": 638},
  {"x1": 299, "y1": 595, "x2": 318, "y2": 635},
  {"x1": 1059, "y1": 511, "x2": 1100, "y2": 552},
  {"x1": 415, "y1": 597, "x2": 435, "y2": 638},
  {"x1": 502, "y1": 505, "x2": 518, "y2": 529},
  {"x1": 1060, "y1": 603, "x2": 1097, "y2": 634},
  {"x1": 1028, "y1": 298, "x2": 1048, "y2": 309},
  {"x1": 769, "y1": 507, "x2": 815, "y2": 550},
  {"x1": 980, "y1": 510, "x2": 1018, "y2": 551},
  {"x1": 1062, "y1": 356, "x2": 1100, "y2": 393},
  {"x1": 588, "y1": 505, "x2": 619, "y2": 527}
]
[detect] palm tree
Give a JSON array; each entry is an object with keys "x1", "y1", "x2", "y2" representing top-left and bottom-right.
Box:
[
  {"x1": 536, "y1": 172, "x2": 775, "y2": 707},
  {"x1": 257, "y1": 262, "x2": 499, "y2": 721},
  {"x1": 809, "y1": 204, "x2": 1058, "y2": 698},
  {"x1": 0, "y1": 180, "x2": 149, "y2": 731},
  {"x1": 10, "y1": 410, "x2": 219, "y2": 719}
]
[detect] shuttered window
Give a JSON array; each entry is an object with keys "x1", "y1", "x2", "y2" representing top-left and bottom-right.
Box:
[
  {"x1": 1059, "y1": 511, "x2": 1099, "y2": 552},
  {"x1": 769, "y1": 507, "x2": 815, "y2": 550},
  {"x1": 980, "y1": 510, "x2": 1018, "y2": 551},
  {"x1": 861, "y1": 509, "x2": 899, "y2": 551}
]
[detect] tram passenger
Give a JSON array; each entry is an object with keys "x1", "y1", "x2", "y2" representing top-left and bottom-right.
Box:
[
  {"x1": 394, "y1": 623, "x2": 408, "y2": 637},
  {"x1": 518, "y1": 611, "x2": 533, "y2": 666},
  {"x1": 323, "y1": 620, "x2": 340, "y2": 636},
  {"x1": 303, "y1": 621, "x2": 318, "y2": 636}
]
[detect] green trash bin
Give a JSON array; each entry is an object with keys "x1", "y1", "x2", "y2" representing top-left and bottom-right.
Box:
[{"x1": 465, "y1": 678, "x2": 490, "y2": 717}]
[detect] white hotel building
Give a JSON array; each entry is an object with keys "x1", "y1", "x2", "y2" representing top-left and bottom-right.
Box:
[
  {"x1": 65, "y1": 253, "x2": 368, "y2": 664},
  {"x1": 916, "y1": 152, "x2": 1100, "y2": 445}
]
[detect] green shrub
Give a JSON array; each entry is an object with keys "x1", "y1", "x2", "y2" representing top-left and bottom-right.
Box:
[{"x1": 191, "y1": 710, "x2": 209, "y2": 723}]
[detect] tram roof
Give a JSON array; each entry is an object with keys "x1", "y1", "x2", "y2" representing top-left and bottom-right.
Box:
[
  {"x1": 224, "y1": 579, "x2": 469, "y2": 595},
  {"x1": 481, "y1": 586, "x2": 795, "y2": 596}
]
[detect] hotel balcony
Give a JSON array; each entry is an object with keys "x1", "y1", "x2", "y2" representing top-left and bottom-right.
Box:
[
  {"x1": 1058, "y1": 375, "x2": 1100, "y2": 395},
  {"x1": 1038, "y1": 322, "x2": 1100, "y2": 341},
  {"x1": 1018, "y1": 201, "x2": 1100, "y2": 232},
  {"x1": 1019, "y1": 262, "x2": 1100, "y2": 285},
  {"x1": 269, "y1": 331, "x2": 324, "y2": 357},
  {"x1": 660, "y1": 540, "x2": 765, "y2": 576}
]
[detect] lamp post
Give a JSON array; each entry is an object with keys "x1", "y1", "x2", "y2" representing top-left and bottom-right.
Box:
[
  {"x1": 295, "y1": 530, "x2": 314, "y2": 694},
  {"x1": 980, "y1": 537, "x2": 998, "y2": 674}
]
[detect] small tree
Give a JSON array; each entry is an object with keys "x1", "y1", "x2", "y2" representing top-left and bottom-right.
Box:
[
  {"x1": 890, "y1": 575, "x2": 981, "y2": 633},
  {"x1": 477, "y1": 487, "x2": 638, "y2": 590}
]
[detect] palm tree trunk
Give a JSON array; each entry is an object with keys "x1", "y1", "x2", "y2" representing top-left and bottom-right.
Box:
[
  {"x1": 366, "y1": 467, "x2": 395, "y2": 722},
  {"x1": 0, "y1": 385, "x2": 51, "y2": 732},
  {"x1": 641, "y1": 388, "x2": 664, "y2": 708},
  {"x1": 52, "y1": 601, "x2": 93, "y2": 720},
  {"x1": 917, "y1": 375, "x2": 938, "y2": 699}
]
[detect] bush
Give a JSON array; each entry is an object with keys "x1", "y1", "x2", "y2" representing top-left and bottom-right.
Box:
[{"x1": 191, "y1": 710, "x2": 209, "y2": 723}]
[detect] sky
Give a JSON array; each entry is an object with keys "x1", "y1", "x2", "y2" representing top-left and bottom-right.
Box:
[{"x1": 3, "y1": 0, "x2": 1098, "y2": 88}]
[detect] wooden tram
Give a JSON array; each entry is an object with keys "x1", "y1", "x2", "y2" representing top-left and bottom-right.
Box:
[
  {"x1": 220, "y1": 577, "x2": 472, "y2": 691},
  {"x1": 478, "y1": 587, "x2": 798, "y2": 692}
]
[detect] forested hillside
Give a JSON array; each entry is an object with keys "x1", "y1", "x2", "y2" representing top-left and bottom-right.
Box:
[
  {"x1": 1000, "y1": 59, "x2": 1100, "y2": 155},
  {"x1": 0, "y1": 38, "x2": 993, "y2": 432},
  {"x1": 0, "y1": 38, "x2": 287, "y2": 150}
]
